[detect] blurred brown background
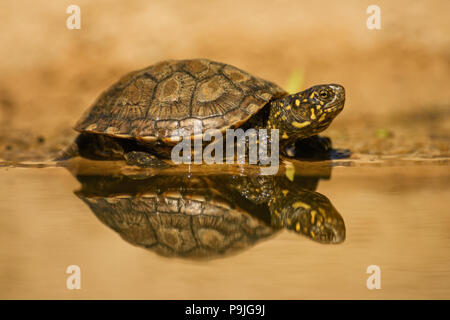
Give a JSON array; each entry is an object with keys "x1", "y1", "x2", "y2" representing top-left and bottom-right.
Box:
[
  {"x1": 0, "y1": 1, "x2": 449, "y2": 300},
  {"x1": 0, "y1": 0, "x2": 449, "y2": 160}
]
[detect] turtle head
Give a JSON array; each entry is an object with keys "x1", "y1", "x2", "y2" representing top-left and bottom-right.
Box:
[{"x1": 270, "y1": 84, "x2": 345, "y2": 142}]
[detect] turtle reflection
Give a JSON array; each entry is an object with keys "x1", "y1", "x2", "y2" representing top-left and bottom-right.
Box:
[{"x1": 74, "y1": 170, "x2": 345, "y2": 259}]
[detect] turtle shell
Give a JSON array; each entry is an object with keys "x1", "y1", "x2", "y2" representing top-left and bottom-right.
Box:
[
  {"x1": 75, "y1": 175, "x2": 274, "y2": 259},
  {"x1": 75, "y1": 59, "x2": 286, "y2": 144}
]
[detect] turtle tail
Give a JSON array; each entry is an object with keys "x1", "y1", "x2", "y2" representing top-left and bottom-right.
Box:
[{"x1": 54, "y1": 141, "x2": 80, "y2": 161}]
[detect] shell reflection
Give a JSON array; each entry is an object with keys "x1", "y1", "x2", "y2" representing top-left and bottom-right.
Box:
[{"x1": 73, "y1": 168, "x2": 345, "y2": 259}]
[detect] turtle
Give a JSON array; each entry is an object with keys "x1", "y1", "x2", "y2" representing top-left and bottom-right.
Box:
[
  {"x1": 72, "y1": 168, "x2": 345, "y2": 259},
  {"x1": 58, "y1": 59, "x2": 345, "y2": 167}
]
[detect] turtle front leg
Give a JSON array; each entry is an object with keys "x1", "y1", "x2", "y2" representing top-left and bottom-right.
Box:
[
  {"x1": 282, "y1": 135, "x2": 332, "y2": 159},
  {"x1": 294, "y1": 135, "x2": 352, "y2": 160},
  {"x1": 54, "y1": 141, "x2": 79, "y2": 161},
  {"x1": 295, "y1": 135, "x2": 332, "y2": 154},
  {"x1": 124, "y1": 151, "x2": 170, "y2": 168}
]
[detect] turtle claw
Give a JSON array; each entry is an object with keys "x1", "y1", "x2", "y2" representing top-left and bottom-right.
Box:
[{"x1": 124, "y1": 151, "x2": 170, "y2": 168}]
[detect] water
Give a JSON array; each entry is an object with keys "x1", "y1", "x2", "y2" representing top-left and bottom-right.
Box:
[{"x1": 0, "y1": 160, "x2": 449, "y2": 299}]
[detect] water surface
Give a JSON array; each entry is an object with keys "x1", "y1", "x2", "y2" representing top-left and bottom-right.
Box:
[{"x1": 0, "y1": 162, "x2": 449, "y2": 299}]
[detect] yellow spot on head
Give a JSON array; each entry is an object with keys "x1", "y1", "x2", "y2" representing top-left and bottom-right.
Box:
[
  {"x1": 282, "y1": 132, "x2": 289, "y2": 139},
  {"x1": 292, "y1": 121, "x2": 311, "y2": 129},
  {"x1": 310, "y1": 108, "x2": 316, "y2": 120},
  {"x1": 281, "y1": 115, "x2": 287, "y2": 120},
  {"x1": 293, "y1": 201, "x2": 311, "y2": 210},
  {"x1": 311, "y1": 210, "x2": 317, "y2": 223},
  {"x1": 310, "y1": 230, "x2": 315, "y2": 238},
  {"x1": 303, "y1": 99, "x2": 308, "y2": 103},
  {"x1": 295, "y1": 99, "x2": 300, "y2": 107},
  {"x1": 320, "y1": 101, "x2": 324, "y2": 106},
  {"x1": 295, "y1": 222, "x2": 301, "y2": 232},
  {"x1": 286, "y1": 105, "x2": 291, "y2": 110},
  {"x1": 319, "y1": 114, "x2": 326, "y2": 122},
  {"x1": 316, "y1": 104, "x2": 322, "y2": 109},
  {"x1": 309, "y1": 92, "x2": 316, "y2": 99},
  {"x1": 282, "y1": 189, "x2": 289, "y2": 196},
  {"x1": 280, "y1": 102, "x2": 284, "y2": 107}
]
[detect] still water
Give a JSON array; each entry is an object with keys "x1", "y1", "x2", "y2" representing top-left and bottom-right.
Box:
[{"x1": 0, "y1": 160, "x2": 449, "y2": 299}]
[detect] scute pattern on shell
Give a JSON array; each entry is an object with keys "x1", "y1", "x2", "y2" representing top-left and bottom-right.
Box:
[
  {"x1": 79, "y1": 191, "x2": 274, "y2": 258},
  {"x1": 75, "y1": 59, "x2": 286, "y2": 142}
]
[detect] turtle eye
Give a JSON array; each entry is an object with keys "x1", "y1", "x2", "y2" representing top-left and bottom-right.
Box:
[{"x1": 319, "y1": 90, "x2": 329, "y2": 99}]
